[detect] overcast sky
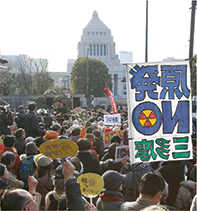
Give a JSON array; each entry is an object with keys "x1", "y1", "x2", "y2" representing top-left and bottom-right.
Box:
[{"x1": 0, "y1": 0, "x2": 196, "y2": 72}]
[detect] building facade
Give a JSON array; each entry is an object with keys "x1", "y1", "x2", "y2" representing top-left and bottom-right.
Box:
[{"x1": 67, "y1": 11, "x2": 127, "y2": 99}]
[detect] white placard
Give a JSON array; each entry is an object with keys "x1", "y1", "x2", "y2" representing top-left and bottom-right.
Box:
[
  {"x1": 115, "y1": 145, "x2": 130, "y2": 162},
  {"x1": 104, "y1": 114, "x2": 121, "y2": 125},
  {"x1": 126, "y1": 61, "x2": 193, "y2": 163}
]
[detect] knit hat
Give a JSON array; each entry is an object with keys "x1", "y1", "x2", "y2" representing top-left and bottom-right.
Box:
[
  {"x1": 43, "y1": 130, "x2": 59, "y2": 141},
  {"x1": 25, "y1": 142, "x2": 39, "y2": 155},
  {"x1": 17, "y1": 105, "x2": 25, "y2": 113},
  {"x1": 85, "y1": 133, "x2": 95, "y2": 142},
  {"x1": 102, "y1": 170, "x2": 125, "y2": 191},
  {"x1": 54, "y1": 164, "x2": 64, "y2": 179},
  {"x1": 3, "y1": 136, "x2": 16, "y2": 147},
  {"x1": 37, "y1": 156, "x2": 53, "y2": 167},
  {"x1": 25, "y1": 137, "x2": 34, "y2": 144},
  {"x1": 93, "y1": 130, "x2": 101, "y2": 138}
]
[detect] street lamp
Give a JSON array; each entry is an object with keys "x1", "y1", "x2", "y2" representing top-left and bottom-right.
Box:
[{"x1": 86, "y1": 48, "x2": 89, "y2": 107}]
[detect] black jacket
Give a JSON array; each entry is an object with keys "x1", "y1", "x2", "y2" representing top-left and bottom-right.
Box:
[
  {"x1": 65, "y1": 179, "x2": 85, "y2": 210},
  {"x1": 25, "y1": 111, "x2": 45, "y2": 138},
  {"x1": 15, "y1": 138, "x2": 26, "y2": 156},
  {"x1": 77, "y1": 151, "x2": 101, "y2": 175},
  {"x1": 99, "y1": 159, "x2": 123, "y2": 174},
  {"x1": 0, "y1": 113, "x2": 13, "y2": 135},
  {"x1": 15, "y1": 113, "x2": 26, "y2": 129}
]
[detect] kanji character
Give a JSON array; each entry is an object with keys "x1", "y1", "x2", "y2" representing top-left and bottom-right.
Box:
[
  {"x1": 155, "y1": 138, "x2": 170, "y2": 160},
  {"x1": 51, "y1": 144, "x2": 59, "y2": 149},
  {"x1": 160, "y1": 65, "x2": 190, "y2": 99},
  {"x1": 130, "y1": 65, "x2": 160, "y2": 101},
  {"x1": 44, "y1": 145, "x2": 52, "y2": 151},
  {"x1": 135, "y1": 139, "x2": 157, "y2": 161},
  {"x1": 172, "y1": 137, "x2": 190, "y2": 159}
]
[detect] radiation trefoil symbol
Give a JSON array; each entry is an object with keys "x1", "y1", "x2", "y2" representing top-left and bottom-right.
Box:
[
  {"x1": 132, "y1": 102, "x2": 162, "y2": 135},
  {"x1": 139, "y1": 110, "x2": 157, "y2": 127}
]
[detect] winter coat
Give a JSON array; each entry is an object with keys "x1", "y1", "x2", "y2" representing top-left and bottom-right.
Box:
[
  {"x1": 15, "y1": 112, "x2": 26, "y2": 129},
  {"x1": 65, "y1": 179, "x2": 85, "y2": 210},
  {"x1": 15, "y1": 138, "x2": 26, "y2": 156},
  {"x1": 96, "y1": 189, "x2": 124, "y2": 210},
  {"x1": 35, "y1": 172, "x2": 54, "y2": 206},
  {"x1": 157, "y1": 161, "x2": 185, "y2": 206},
  {"x1": 99, "y1": 159, "x2": 123, "y2": 174},
  {"x1": 93, "y1": 138, "x2": 104, "y2": 160},
  {"x1": 174, "y1": 180, "x2": 196, "y2": 210},
  {"x1": 25, "y1": 111, "x2": 45, "y2": 138},
  {"x1": 77, "y1": 151, "x2": 101, "y2": 175},
  {"x1": 120, "y1": 162, "x2": 160, "y2": 191},
  {"x1": 0, "y1": 113, "x2": 13, "y2": 135},
  {"x1": 0, "y1": 146, "x2": 21, "y2": 178}
]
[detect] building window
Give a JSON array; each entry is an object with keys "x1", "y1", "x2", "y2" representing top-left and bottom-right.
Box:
[
  {"x1": 93, "y1": 45, "x2": 96, "y2": 55},
  {"x1": 100, "y1": 32, "x2": 102, "y2": 35},
  {"x1": 100, "y1": 45, "x2": 102, "y2": 55},
  {"x1": 88, "y1": 32, "x2": 90, "y2": 35},
  {"x1": 97, "y1": 45, "x2": 99, "y2": 55},
  {"x1": 123, "y1": 84, "x2": 126, "y2": 89},
  {"x1": 96, "y1": 32, "x2": 98, "y2": 35},
  {"x1": 92, "y1": 32, "x2": 94, "y2": 35},
  {"x1": 104, "y1": 45, "x2": 106, "y2": 55},
  {"x1": 90, "y1": 45, "x2": 92, "y2": 55},
  {"x1": 104, "y1": 32, "x2": 106, "y2": 35}
]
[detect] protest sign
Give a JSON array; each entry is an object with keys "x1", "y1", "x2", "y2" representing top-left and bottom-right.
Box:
[
  {"x1": 104, "y1": 130, "x2": 123, "y2": 147},
  {"x1": 77, "y1": 173, "x2": 104, "y2": 199},
  {"x1": 39, "y1": 139, "x2": 78, "y2": 159},
  {"x1": 75, "y1": 110, "x2": 90, "y2": 124},
  {"x1": 104, "y1": 114, "x2": 121, "y2": 125},
  {"x1": 126, "y1": 61, "x2": 193, "y2": 163},
  {"x1": 115, "y1": 145, "x2": 130, "y2": 162}
]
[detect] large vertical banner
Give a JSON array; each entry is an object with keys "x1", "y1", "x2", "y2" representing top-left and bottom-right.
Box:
[{"x1": 126, "y1": 61, "x2": 192, "y2": 163}]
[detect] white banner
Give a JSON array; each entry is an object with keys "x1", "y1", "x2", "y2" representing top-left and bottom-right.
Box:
[
  {"x1": 126, "y1": 61, "x2": 193, "y2": 163},
  {"x1": 104, "y1": 114, "x2": 121, "y2": 125}
]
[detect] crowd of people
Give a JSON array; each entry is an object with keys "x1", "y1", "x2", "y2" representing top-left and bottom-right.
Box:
[{"x1": 0, "y1": 101, "x2": 196, "y2": 211}]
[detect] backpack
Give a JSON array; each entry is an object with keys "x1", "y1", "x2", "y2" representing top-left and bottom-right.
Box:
[{"x1": 19, "y1": 156, "x2": 35, "y2": 182}]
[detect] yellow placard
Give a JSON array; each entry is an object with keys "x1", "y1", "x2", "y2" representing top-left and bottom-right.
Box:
[
  {"x1": 39, "y1": 139, "x2": 78, "y2": 159},
  {"x1": 77, "y1": 173, "x2": 104, "y2": 198}
]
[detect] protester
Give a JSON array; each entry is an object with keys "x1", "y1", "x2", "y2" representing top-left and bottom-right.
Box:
[
  {"x1": 14, "y1": 128, "x2": 26, "y2": 156},
  {"x1": 1, "y1": 175, "x2": 41, "y2": 211},
  {"x1": 96, "y1": 170, "x2": 125, "y2": 210},
  {"x1": 1, "y1": 152, "x2": 24, "y2": 188},
  {"x1": 77, "y1": 138, "x2": 101, "y2": 175},
  {"x1": 99, "y1": 142, "x2": 123, "y2": 174},
  {"x1": 121, "y1": 172, "x2": 166, "y2": 210},
  {"x1": 35, "y1": 156, "x2": 54, "y2": 208},
  {"x1": 25, "y1": 103, "x2": 46, "y2": 138},
  {"x1": 0, "y1": 135, "x2": 21, "y2": 178},
  {"x1": 15, "y1": 105, "x2": 26, "y2": 129}
]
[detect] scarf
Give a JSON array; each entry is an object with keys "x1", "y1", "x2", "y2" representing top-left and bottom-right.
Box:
[{"x1": 99, "y1": 192, "x2": 124, "y2": 202}]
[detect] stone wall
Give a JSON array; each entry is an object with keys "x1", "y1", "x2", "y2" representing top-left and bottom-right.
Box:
[{"x1": 0, "y1": 95, "x2": 39, "y2": 110}]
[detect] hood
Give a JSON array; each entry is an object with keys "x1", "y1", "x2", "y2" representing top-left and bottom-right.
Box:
[{"x1": 18, "y1": 113, "x2": 26, "y2": 119}]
